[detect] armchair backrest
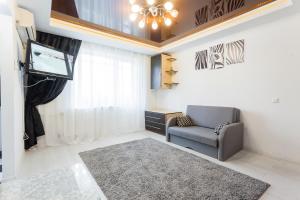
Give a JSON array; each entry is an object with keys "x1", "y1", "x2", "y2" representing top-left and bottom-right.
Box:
[{"x1": 186, "y1": 105, "x2": 240, "y2": 129}]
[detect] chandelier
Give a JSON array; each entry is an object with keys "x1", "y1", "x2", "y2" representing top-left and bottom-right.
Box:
[{"x1": 129, "y1": 0, "x2": 178, "y2": 30}]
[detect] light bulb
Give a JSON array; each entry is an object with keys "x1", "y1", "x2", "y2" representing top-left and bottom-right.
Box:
[
  {"x1": 146, "y1": 0, "x2": 155, "y2": 5},
  {"x1": 152, "y1": 20, "x2": 158, "y2": 30},
  {"x1": 164, "y1": 18, "x2": 172, "y2": 26},
  {"x1": 129, "y1": 0, "x2": 135, "y2": 5},
  {"x1": 129, "y1": 13, "x2": 138, "y2": 21},
  {"x1": 164, "y1": 1, "x2": 173, "y2": 11},
  {"x1": 170, "y1": 9, "x2": 178, "y2": 18},
  {"x1": 139, "y1": 19, "x2": 145, "y2": 28},
  {"x1": 131, "y1": 4, "x2": 140, "y2": 13}
]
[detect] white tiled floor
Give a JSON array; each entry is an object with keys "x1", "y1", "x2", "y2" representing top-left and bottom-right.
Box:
[
  {"x1": 0, "y1": 164, "x2": 102, "y2": 200},
  {"x1": 1, "y1": 131, "x2": 300, "y2": 200}
]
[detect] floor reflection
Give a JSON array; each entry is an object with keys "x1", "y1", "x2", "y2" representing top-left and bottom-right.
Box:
[{"x1": 0, "y1": 163, "x2": 103, "y2": 200}]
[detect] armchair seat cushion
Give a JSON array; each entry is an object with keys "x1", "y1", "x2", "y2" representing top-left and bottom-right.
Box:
[{"x1": 168, "y1": 126, "x2": 218, "y2": 147}]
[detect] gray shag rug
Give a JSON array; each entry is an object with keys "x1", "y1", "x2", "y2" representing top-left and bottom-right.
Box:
[{"x1": 79, "y1": 138, "x2": 270, "y2": 200}]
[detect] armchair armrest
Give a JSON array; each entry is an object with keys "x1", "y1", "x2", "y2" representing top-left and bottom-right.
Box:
[
  {"x1": 218, "y1": 123, "x2": 244, "y2": 161},
  {"x1": 166, "y1": 117, "x2": 177, "y2": 141}
]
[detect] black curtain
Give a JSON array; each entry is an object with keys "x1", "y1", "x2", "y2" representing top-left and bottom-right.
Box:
[{"x1": 24, "y1": 31, "x2": 82, "y2": 150}]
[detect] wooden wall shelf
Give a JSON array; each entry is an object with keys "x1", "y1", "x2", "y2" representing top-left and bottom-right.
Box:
[
  {"x1": 167, "y1": 58, "x2": 177, "y2": 62},
  {"x1": 151, "y1": 54, "x2": 178, "y2": 89},
  {"x1": 165, "y1": 69, "x2": 178, "y2": 74},
  {"x1": 164, "y1": 83, "x2": 179, "y2": 86}
]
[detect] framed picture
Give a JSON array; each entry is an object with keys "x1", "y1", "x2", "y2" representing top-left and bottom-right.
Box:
[
  {"x1": 195, "y1": 50, "x2": 209, "y2": 70},
  {"x1": 226, "y1": 39, "x2": 245, "y2": 65},
  {"x1": 209, "y1": 44, "x2": 225, "y2": 69}
]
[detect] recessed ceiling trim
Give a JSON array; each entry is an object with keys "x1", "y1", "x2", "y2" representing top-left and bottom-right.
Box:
[
  {"x1": 50, "y1": 0, "x2": 292, "y2": 54},
  {"x1": 50, "y1": 11, "x2": 161, "y2": 50},
  {"x1": 161, "y1": 0, "x2": 292, "y2": 51}
]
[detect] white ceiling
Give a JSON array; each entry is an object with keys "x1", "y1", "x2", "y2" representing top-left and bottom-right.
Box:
[{"x1": 17, "y1": 0, "x2": 293, "y2": 56}]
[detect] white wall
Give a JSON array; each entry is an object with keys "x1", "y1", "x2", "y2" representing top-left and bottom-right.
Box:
[
  {"x1": 153, "y1": 1, "x2": 300, "y2": 164},
  {"x1": 0, "y1": 0, "x2": 25, "y2": 180}
]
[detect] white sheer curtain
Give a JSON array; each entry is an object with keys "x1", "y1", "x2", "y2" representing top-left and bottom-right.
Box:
[
  {"x1": 38, "y1": 42, "x2": 149, "y2": 146},
  {"x1": 75, "y1": 0, "x2": 146, "y2": 38}
]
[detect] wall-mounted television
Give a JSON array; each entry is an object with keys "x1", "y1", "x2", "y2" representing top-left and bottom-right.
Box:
[{"x1": 25, "y1": 40, "x2": 74, "y2": 80}]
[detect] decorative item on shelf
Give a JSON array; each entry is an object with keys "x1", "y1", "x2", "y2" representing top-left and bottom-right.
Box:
[{"x1": 129, "y1": 0, "x2": 178, "y2": 30}]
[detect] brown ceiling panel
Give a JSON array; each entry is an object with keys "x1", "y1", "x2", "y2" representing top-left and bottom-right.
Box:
[
  {"x1": 50, "y1": 0, "x2": 289, "y2": 49},
  {"x1": 52, "y1": 0, "x2": 79, "y2": 18}
]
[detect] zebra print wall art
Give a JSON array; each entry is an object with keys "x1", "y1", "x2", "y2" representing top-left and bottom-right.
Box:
[
  {"x1": 195, "y1": 50, "x2": 208, "y2": 70},
  {"x1": 209, "y1": 44, "x2": 224, "y2": 69},
  {"x1": 226, "y1": 39, "x2": 245, "y2": 65},
  {"x1": 210, "y1": 0, "x2": 225, "y2": 19},
  {"x1": 195, "y1": 5, "x2": 209, "y2": 26},
  {"x1": 226, "y1": 0, "x2": 245, "y2": 13}
]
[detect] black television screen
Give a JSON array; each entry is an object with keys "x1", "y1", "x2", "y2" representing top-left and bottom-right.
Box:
[{"x1": 25, "y1": 40, "x2": 74, "y2": 80}]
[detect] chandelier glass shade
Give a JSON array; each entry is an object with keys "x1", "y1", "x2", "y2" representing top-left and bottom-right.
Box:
[{"x1": 129, "y1": 0, "x2": 178, "y2": 30}]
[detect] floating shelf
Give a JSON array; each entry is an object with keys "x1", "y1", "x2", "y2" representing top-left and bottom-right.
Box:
[
  {"x1": 165, "y1": 69, "x2": 178, "y2": 74},
  {"x1": 167, "y1": 58, "x2": 177, "y2": 62},
  {"x1": 164, "y1": 82, "x2": 179, "y2": 86}
]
